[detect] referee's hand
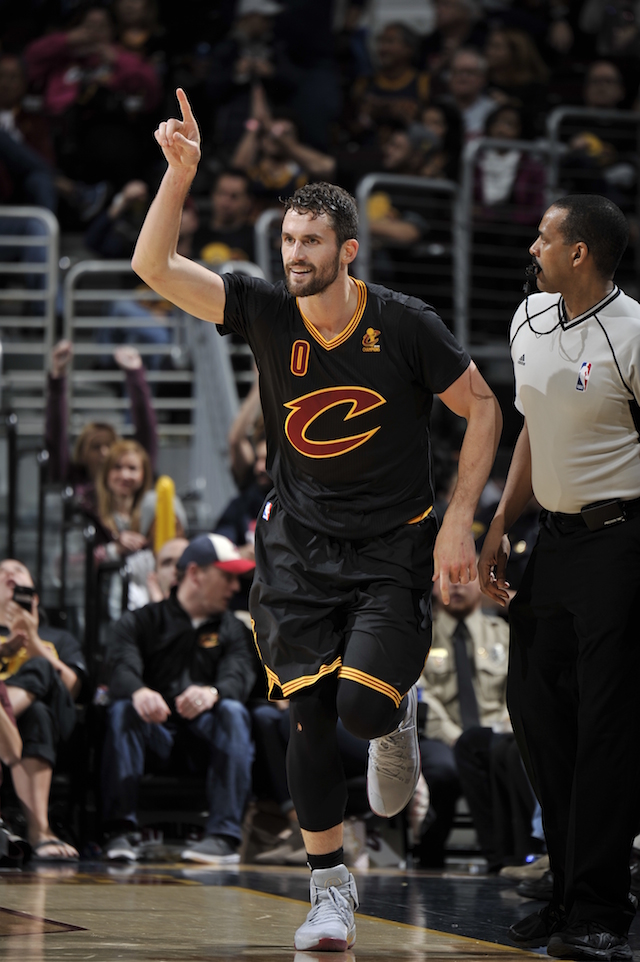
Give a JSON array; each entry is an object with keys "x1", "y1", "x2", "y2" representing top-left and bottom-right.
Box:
[{"x1": 478, "y1": 525, "x2": 511, "y2": 607}]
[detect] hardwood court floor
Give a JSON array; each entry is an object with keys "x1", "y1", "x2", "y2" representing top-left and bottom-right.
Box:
[{"x1": 0, "y1": 861, "x2": 639, "y2": 961}]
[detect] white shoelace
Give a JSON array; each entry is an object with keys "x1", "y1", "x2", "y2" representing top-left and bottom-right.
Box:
[{"x1": 307, "y1": 885, "x2": 354, "y2": 927}]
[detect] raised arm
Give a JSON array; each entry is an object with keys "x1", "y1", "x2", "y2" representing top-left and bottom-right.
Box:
[
  {"x1": 434, "y1": 360, "x2": 503, "y2": 603},
  {"x1": 131, "y1": 88, "x2": 227, "y2": 325},
  {"x1": 478, "y1": 421, "x2": 534, "y2": 607}
]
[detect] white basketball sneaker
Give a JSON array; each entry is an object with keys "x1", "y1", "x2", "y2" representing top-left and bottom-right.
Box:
[
  {"x1": 294, "y1": 864, "x2": 358, "y2": 952},
  {"x1": 367, "y1": 684, "x2": 421, "y2": 817}
]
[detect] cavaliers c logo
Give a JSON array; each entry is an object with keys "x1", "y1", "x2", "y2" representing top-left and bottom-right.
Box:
[{"x1": 284, "y1": 386, "x2": 386, "y2": 459}]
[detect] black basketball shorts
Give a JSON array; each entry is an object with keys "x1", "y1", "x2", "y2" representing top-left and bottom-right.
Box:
[{"x1": 249, "y1": 493, "x2": 435, "y2": 707}]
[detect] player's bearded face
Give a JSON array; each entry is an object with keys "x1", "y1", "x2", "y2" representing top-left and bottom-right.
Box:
[{"x1": 284, "y1": 245, "x2": 341, "y2": 297}]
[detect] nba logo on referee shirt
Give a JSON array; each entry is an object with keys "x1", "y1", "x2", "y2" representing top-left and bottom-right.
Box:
[
  {"x1": 262, "y1": 502, "x2": 273, "y2": 521},
  {"x1": 576, "y1": 362, "x2": 592, "y2": 392}
]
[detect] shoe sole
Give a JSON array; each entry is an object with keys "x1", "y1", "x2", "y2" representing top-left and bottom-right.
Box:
[
  {"x1": 367, "y1": 686, "x2": 420, "y2": 818},
  {"x1": 180, "y1": 852, "x2": 241, "y2": 865},
  {"x1": 294, "y1": 930, "x2": 356, "y2": 952}
]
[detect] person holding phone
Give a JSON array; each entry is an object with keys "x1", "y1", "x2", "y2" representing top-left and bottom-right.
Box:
[
  {"x1": 0, "y1": 559, "x2": 87, "y2": 863},
  {"x1": 479, "y1": 196, "x2": 640, "y2": 960}
]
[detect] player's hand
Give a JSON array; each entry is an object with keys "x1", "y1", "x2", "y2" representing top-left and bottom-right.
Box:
[
  {"x1": 432, "y1": 516, "x2": 477, "y2": 605},
  {"x1": 132, "y1": 687, "x2": 171, "y2": 724},
  {"x1": 478, "y1": 522, "x2": 511, "y2": 607},
  {"x1": 154, "y1": 88, "x2": 201, "y2": 170}
]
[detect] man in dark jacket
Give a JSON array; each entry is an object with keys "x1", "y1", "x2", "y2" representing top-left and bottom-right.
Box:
[{"x1": 101, "y1": 534, "x2": 257, "y2": 864}]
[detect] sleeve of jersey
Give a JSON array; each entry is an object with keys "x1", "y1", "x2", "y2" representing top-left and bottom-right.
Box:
[
  {"x1": 217, "y1": 272, "x2": 280, "y2": 346},
  {"x1": 405, "y1": 305, "x2": 471, "y2": 394},
  {"x1": 509, "y1": 303, "x2": 527, "y2": 416}
]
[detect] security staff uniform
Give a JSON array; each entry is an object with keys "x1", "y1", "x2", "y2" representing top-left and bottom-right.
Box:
[{"x1": 507, "y1": 286, "x2": 640, "y2": 936}]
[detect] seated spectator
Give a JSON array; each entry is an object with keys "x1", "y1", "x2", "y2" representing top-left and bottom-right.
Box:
[
  {"x1": 93, "y1": 439, "x2": 154, "y2": 558},
  {"x1": 0, "y1": 559, "x2": 86, "y2": 863},
  {"x1": 146, "y1": 536, "x2": 190, "y2": 603},
  {"x1": 417, "y1": 572, "x2": 538, "y2": 871},
  {"x1": 215, "y1": 435, "x2": 270, "y2": 561},
  {"x1": 231, "y1": 87, "x2": 330, "y2": 212},
  {"x1": 446, "y1": 48, "x2": 497, "y2": 140},
  {"x1": 0, "y1": 52, "x2": 108, "y2": 220},
  {"x1": 25, "y1": 4, "x2": 162, "y2": 187},
  {"x1": 227, "y1": 375, "x2": 264, "y2": 491},
  {"x1": 208, "y1": 0, "x2": 299, "y2": 154},
  {"x1": 420, "y1": 99, "x2": 464, "y2": 181},
  {"x1": 350, "y1": 22, "x2": 430, "y2": 139},
  {"x1": 484, "y1": 27, "x2": 550, "y2": 135},
  {"x1": 85, "y1": 180, "x2": 199, "y2": 260},
  {"x1": 474, "y1": 104, "x2": 546, "y2": 227},
  {"x1": 192, "y1": 168, "x2": 257, "y2": 266},
  {"x1": 0, "y1": 677, "x2": 23, "y2": 867},
  {"x1": 45, "y1": 341, "x2": 158, "y2": 518},
  {"x1": 100, "y1": 534, "x2": 257, "y2": 864},
  {"x1": 423, "y1": 0, "x2": 488, "y2": 96},
  {"x1": 112, "y1": 0, "x2": 167, "y2": 72}
]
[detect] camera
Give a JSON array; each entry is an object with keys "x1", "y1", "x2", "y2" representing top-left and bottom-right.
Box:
[{"x1": 12, "y1": 584, "x2": 35, "y2": 611}]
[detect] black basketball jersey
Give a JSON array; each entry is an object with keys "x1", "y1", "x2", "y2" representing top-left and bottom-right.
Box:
[{"x1": 219, "y1": 273, "x2": 470, "y2": 539}]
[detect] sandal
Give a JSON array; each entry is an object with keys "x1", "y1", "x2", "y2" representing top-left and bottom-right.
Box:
[{"x1": 30, "y1": 837, "x2": 79, "y2": 863}]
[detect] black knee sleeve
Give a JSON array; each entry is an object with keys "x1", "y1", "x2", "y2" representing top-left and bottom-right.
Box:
[
  {"x1": 286, "y1": 678, "x2": 347, "y2": 833},
  {"x1": 337, "y1": 678, "x2": 405, "y2": 740}
]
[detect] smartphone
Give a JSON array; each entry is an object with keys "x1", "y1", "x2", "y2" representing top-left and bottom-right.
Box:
[{"x1": 12, "y1": 584, "x2": 35, "y2": 611}]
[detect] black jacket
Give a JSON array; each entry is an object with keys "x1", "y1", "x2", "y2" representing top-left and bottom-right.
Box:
[{"x1": 107, "y1": 590, "x2": 256, "y2": 706}]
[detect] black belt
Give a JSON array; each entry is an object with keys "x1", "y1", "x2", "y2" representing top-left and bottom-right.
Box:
[{"x1": 546, "y1": 496, "x2": 640, "y2": 531}]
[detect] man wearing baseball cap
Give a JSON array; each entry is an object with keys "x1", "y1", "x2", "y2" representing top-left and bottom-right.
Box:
[{"x1": 100, "y1": 534, "x2": 257, "y2": 864}]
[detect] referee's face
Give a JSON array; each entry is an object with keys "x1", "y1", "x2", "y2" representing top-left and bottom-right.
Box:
[
  {"x1": 529, "y1": 206, "x2": 574, "y2": 294},
  {"x1": 282, "y1": 210, "x2": 341, "y2": 298}
]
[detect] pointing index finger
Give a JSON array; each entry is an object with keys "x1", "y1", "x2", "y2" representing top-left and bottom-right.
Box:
[{"x1": 176, "y1": 87, "x2": 195, "y2": 124}]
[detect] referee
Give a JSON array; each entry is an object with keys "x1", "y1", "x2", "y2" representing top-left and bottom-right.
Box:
[{"x1": 480, "y1": 194, "x2": 639, "y2": 961}]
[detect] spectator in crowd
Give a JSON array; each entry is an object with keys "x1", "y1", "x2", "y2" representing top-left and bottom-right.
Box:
[
  {"x1": 0, "y1": 559, "x2": 86, "y2": 863},
  {"x1": 350, "y1": 22, "x2": 430, "y2": 139},
  {"x1": 192, "y1": 168, "x2": 256, "y2": 266},
  {"x1": 484, "y1": 27, "x2": 550, "y2": 135},
  {"x1": 93, "y1": 439, "x2": 154, "y2": 559},
  {"x1": 207, "y1": 0, "x2": 299, "y2": 155},
  {"x1": 231, "y1": 87, "x2": 331, "y2": 212},
  {"x1": 146, "y1": 536, "x2": 190, "y2": 603},
  {"x1": 112, "y1": 0, "x2": 167, "y2": 71},
  {"x1": 0, "y1": 676, "x2": 23, "y2": 866},
  {"x1": 416, "y1": 569, "x2": 535, "y2": 870},
  {"x1": 423, "y1": 0, "x2": 488, "y2": 97},
  {"x1": 446, "y1": 48, "x2": 497, "y2": 140},
  {"x1": 420, "y1": 98, "x2": 464, "y2": 181},
  {"x1": 84, "y1": 179, "x2": 150, "y2": 259},
  {"x1": 100, "y1": 534, "x2": 257, "y2": 864},
  {"x1": 474, "y1": 104, "x2": 547, "y2": 227},
  {"x1": 0, "y1": 52, "x2": 108, "y2": 220},
  {"x1": 215, "y1": 434, "x2": 270, "y2": 563},
  {"x1": 25, "y1": 4, "x2": 162, "y2": 187},
  {"x1": 582, "y1": 59, "x2": 627, "y2": 111},
  {"x1": 227, "y1": 375, "x2": 264, "y2": 491},
  {"x1": 45, "y1": 341, "x2": 158, "y2": 518}
]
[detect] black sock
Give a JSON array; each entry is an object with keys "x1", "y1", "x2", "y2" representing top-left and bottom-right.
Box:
[{"x1": 307, "y1": 847, "x2": 344, "y2": 871}]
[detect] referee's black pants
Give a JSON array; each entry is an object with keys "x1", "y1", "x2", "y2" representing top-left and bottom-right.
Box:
[{"x1": 508, "y1": 510, "x2": 640, "y2": 935}]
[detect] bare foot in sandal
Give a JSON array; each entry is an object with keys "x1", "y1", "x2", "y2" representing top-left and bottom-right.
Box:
[{"x1": 30, "y1": 836, "x2": 79, "y2": 862}]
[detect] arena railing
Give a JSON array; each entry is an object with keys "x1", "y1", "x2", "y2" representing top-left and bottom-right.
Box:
[
  {"x1": 0, "y1": 205, "x2": 58, "y2": 435},
  {"x1": 254, "y1": 208, "x2": 284, "y2": 284},
  {"x1": 63, "y1": 259, "x2": 195, "y2": 443},
  {"x1": 457, "y1": 136, "x2": 554, "y2": 363},
  {"x1": 354, "y1": 173, "x2": 459, "y2": 336}
]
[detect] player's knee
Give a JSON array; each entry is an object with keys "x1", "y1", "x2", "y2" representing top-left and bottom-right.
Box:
[{"x1": 337, "y1": 680, "x2": 399, "y2": 740}]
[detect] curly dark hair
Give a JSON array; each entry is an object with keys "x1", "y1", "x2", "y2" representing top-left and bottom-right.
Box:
[{"x1": 283, "y1": 182, "x2": 358, "y2": 249}]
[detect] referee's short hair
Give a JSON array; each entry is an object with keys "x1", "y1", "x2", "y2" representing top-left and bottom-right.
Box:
[
  {"x1": 283, "y1": 183, "x2": 358, "y2": 250},
  {"x1": 552, "y1": 194, "x2": 629, "y2": 279}
]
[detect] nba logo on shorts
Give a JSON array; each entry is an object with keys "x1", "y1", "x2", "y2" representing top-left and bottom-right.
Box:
[
  {"x1": 262, "y1": 501, "x2": 273, "y2": 521},
  {"x1": 576, "y1": 361, "x2": 592, "y2": 392}
]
